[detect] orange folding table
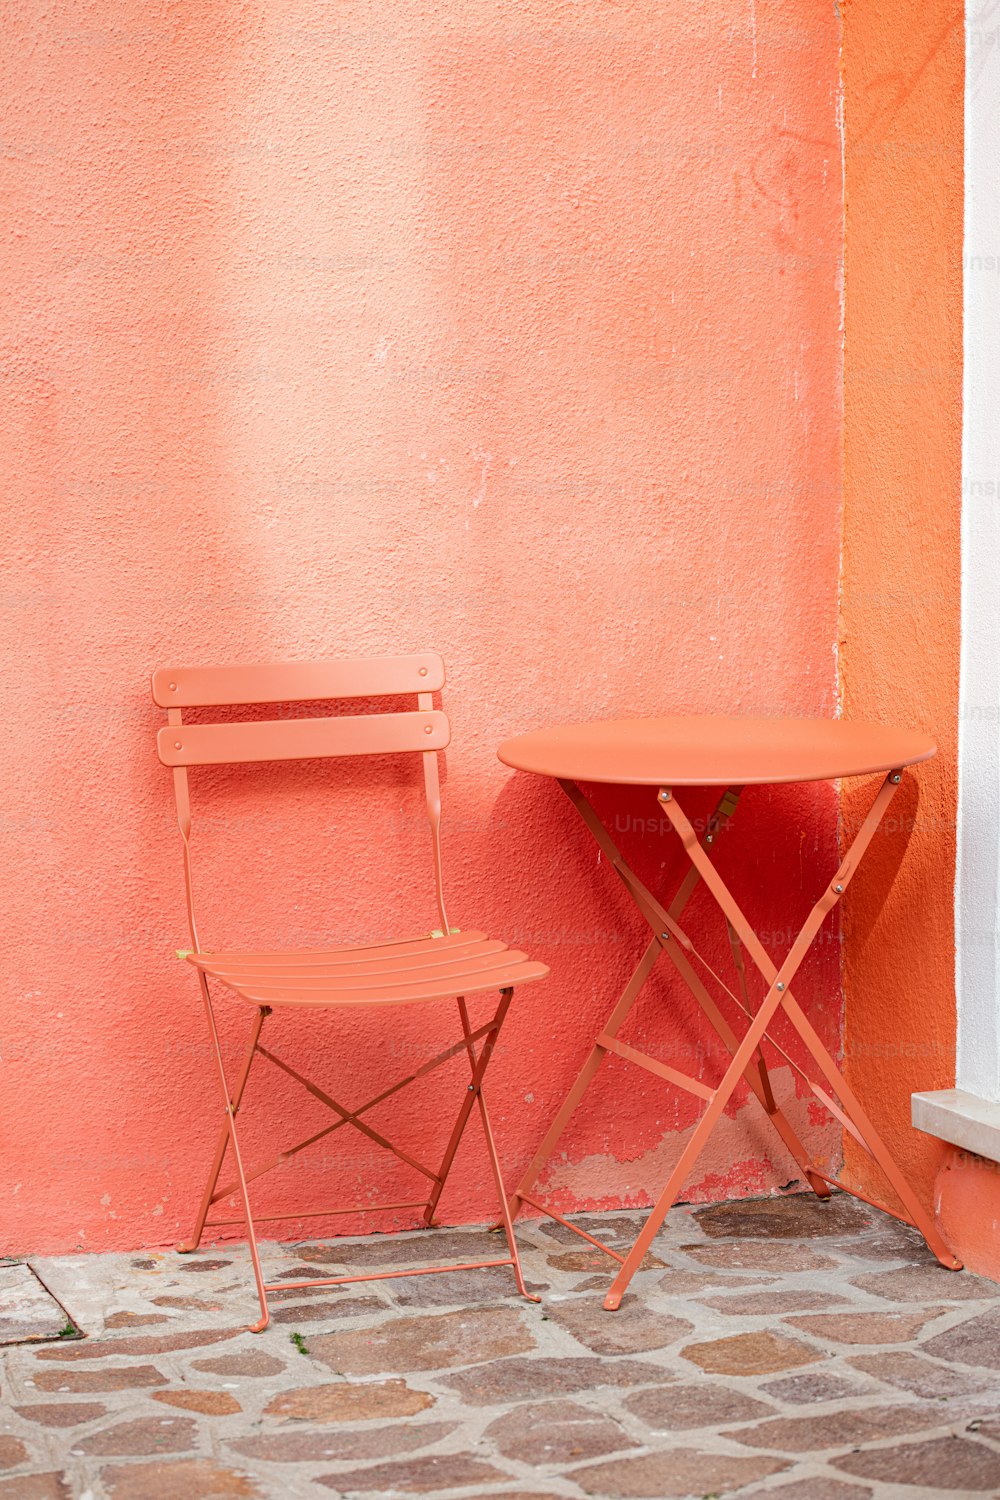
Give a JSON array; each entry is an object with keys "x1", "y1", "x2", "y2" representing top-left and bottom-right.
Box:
[{"x1": 498, "y1": 715, "x2": 961, "y2": 1310}]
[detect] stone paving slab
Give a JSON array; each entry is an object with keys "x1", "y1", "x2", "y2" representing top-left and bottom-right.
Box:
[
  {"x1": 0, "y1": 1196, "x2": 998, "y2": 1498},
  {"x1": 0, "y1": 1265, "x2": 74, "y2": 1345}
]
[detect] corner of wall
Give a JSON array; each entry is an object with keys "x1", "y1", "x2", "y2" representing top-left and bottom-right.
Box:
[{"x1": 838, "y1": 0, "x2": 964, "y2": 1209}]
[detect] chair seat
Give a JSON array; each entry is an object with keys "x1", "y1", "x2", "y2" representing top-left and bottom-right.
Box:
[{"x1": 186, "y1": 930, "x2": 549, "y2": 1008}]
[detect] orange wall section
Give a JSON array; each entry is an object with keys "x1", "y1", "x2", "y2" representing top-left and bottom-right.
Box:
[
  {"x1": 1, "y1": 1, "x2": 844, "y2": 1253},
  {"x1": 839, "y1": 1, "x2": 963, "y2": 1210},
  {"x1": 936, "y1": 1154, "x2": 1000, "y2": 1281}
]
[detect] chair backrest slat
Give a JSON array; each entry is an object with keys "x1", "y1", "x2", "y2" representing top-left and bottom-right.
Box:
[
  {"x1": 157, "y1": 710, "x2": 449, "y2": 767},
  {"x1": 151, "y1": 654, "x2": 444, "y2": 709}
]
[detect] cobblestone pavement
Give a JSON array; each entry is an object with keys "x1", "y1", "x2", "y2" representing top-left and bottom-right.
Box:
[{"x1": 3, "y1": 1195, "x2": 1000, "y2": 1499}]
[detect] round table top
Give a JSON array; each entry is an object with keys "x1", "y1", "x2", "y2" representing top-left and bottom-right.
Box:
[{"x1": 498, "y1": 715, "x2": 936, "y2": 787}]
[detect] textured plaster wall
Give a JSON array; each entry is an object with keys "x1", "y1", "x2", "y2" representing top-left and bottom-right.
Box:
[
  {"x1": 1, "y1": 0, "x2": 842, "y2": 1254},
  {"x1": 839, "y1": 0, "x2": 964, "y2": 1210}
]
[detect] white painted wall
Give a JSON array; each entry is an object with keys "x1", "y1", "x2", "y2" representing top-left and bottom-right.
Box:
[{"x1": 955, "y1": 3, "x2": 1000, "y2": 1102}]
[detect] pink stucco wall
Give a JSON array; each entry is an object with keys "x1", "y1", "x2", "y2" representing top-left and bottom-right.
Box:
[{"x1": 2, "y1": 1, "x2": 843, "y2": 1253}]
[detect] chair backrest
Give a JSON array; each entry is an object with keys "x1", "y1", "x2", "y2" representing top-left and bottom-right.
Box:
[{"x1": 151, "y1": 653, "x2": 451, "y2": 952}]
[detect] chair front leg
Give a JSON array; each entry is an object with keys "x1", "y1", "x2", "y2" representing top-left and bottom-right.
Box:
[
  {"x1": 457, "y1": 993, "x2": 540, "y2": 1302},
  {"x1": 179, "y1": 1005, "x2": 268, "y2": 1254},
  {"x1": 193, "y1": 973, "x2": 271, "y2": 1332}
]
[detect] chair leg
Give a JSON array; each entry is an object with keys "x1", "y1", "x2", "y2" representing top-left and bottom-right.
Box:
[
  {"x1": 178, "y1": 1007, "x2": 267, "y2": 1254},
  {"x1": 183, "y1": 983, "x2": 539, "y2": 1321},
  {"x1": 423, "y1": 991, "x2": 511, "y2": 1227},
  {"x1": 457, "y1": 995, "x2": 540, "y2": 1303},
  {"x1": 194, "y1": 973, "x2": 271, "y2": 1332}
]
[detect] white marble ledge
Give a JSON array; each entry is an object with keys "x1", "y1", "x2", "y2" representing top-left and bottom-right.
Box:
[{"x1": 912, "y1": 1087, "x2": 1000, "y2": 1164}]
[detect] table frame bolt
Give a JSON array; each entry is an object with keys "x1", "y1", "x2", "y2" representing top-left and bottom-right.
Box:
[
  {"x1": 890, "y1": 773, "x2": 902, "y2": 784},
  {"x1": 776, "y1": 982, "x2": 785, "y2": 991},
  {"x1": 835, "y1": 883, "x2": 844, "y2": 893}
]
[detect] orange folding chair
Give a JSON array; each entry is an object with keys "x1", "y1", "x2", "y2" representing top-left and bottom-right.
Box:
[{"x1": 151, "y1": 654, "x2": 548, "y2": 1330}]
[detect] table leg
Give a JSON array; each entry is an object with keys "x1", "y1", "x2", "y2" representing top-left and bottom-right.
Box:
[
  {"x1": 660, "y1": 780, "x2": 961, "y2": 1275},
  {"x1": 509, "y1": 785, "x2": 829, "y2": 1250},
  {"x1": 517, "y1": 770, "x2": 960, "y2": 1310},
  {"x1": 562, "y1": 781, "x2": 830, "y2": 1198},
  {"x1": 507, "y1": 938, "x2": 661, "y2": 1226}
]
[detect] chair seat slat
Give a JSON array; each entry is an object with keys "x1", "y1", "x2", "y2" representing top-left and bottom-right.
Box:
[
  {"x1": 202, "y1": 940, "x2": 508, "y2": 979},
  {"x1": 193, "y1": 932, "x2": 487, "y2": 965},
  {"x1": 206, "y1": 948, "x2": 531, "y2": 991},
  {"x1": 220, "y1": 959, "x2": 551, "y2": 1007}
]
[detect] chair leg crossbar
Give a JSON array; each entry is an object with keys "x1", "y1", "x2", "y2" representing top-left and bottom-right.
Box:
[
  {"x1": 507, "y1": 773, "x2": 963, "y2": 1310},
  {"x1": 181, "y1": 981, "x2": 539, "y2": 1331}
]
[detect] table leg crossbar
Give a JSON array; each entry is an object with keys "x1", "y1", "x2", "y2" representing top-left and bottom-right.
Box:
[
  {"x1": 508, "y1": 773, "x2": 961, "y2": 1309},
  {"x1": 182, "y1": 980, "x2": 539, "y2": 1331}
]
